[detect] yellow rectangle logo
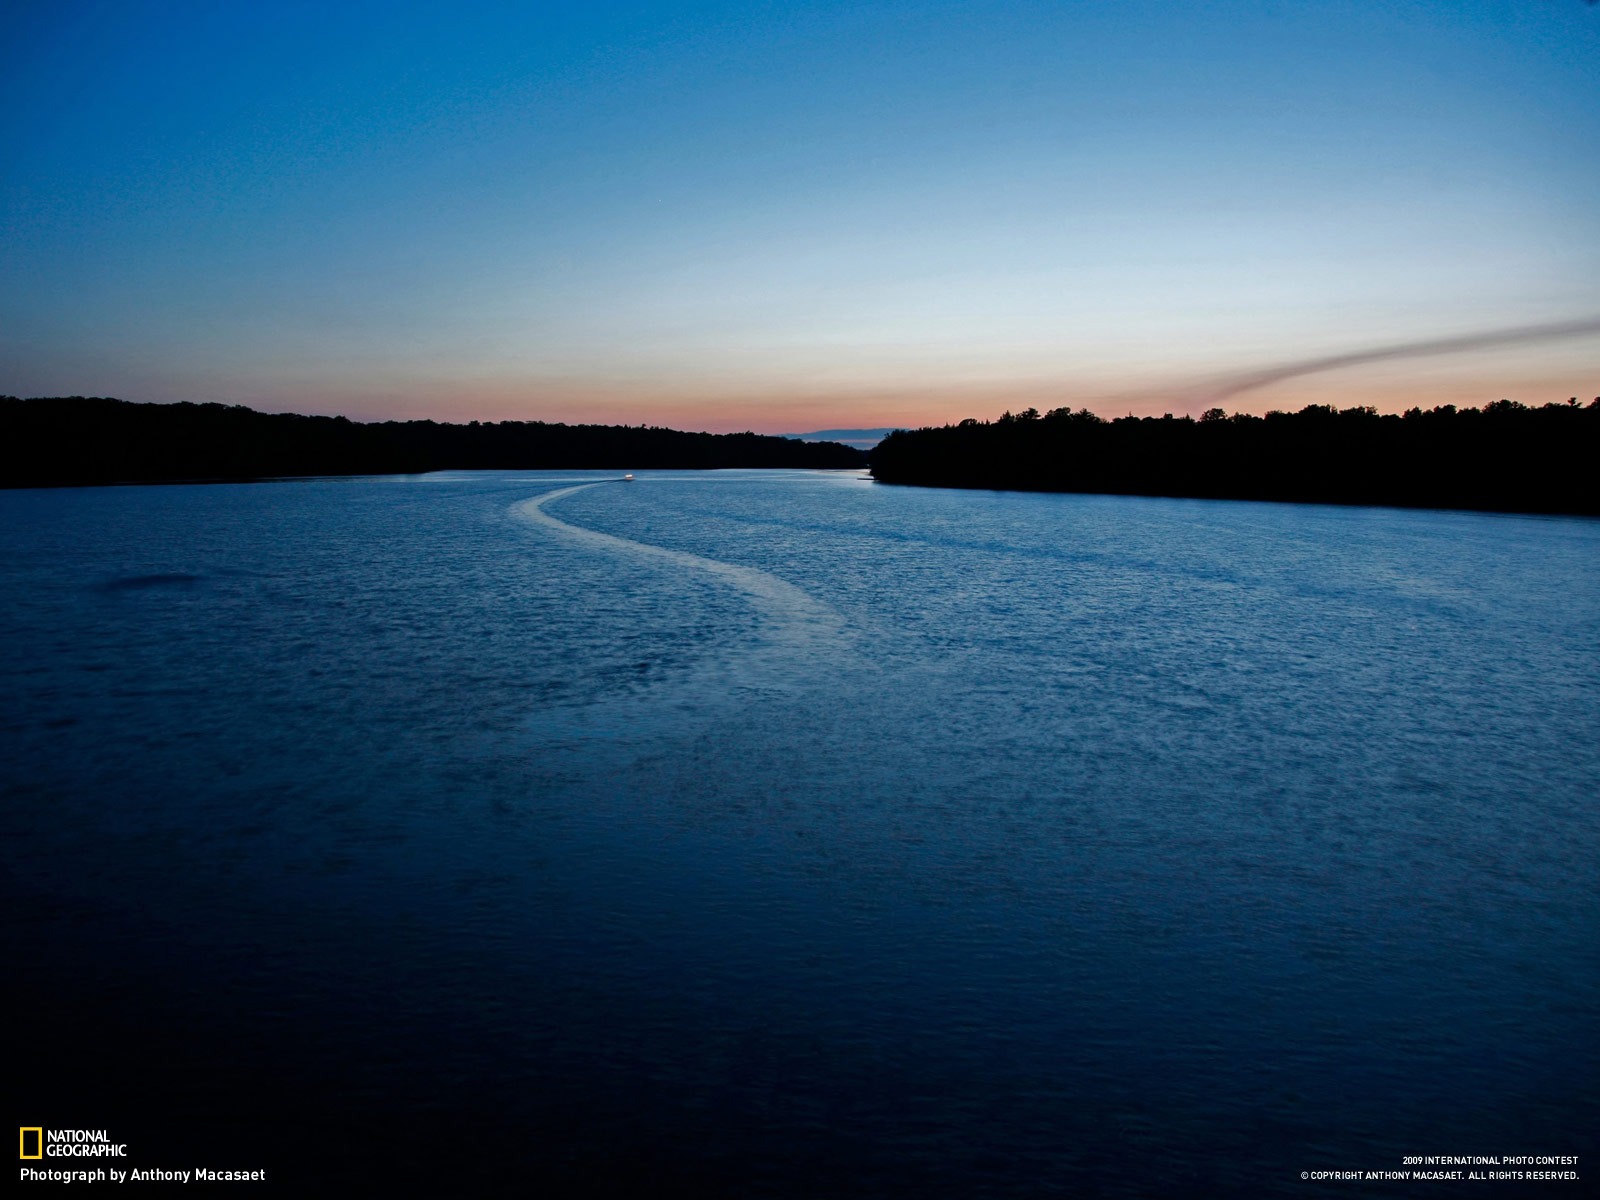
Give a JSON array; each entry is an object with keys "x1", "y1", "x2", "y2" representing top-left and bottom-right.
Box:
[{"x1": 20, "y1": 1127, "x2": 43, "y2": 1159}]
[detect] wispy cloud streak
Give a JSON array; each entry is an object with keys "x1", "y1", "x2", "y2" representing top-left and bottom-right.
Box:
[{"x1": 1183, "y1": 317, "x2": 1600, "y2": 410}]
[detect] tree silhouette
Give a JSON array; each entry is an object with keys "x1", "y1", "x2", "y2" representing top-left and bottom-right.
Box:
[
  {"x1": 0, "y1": 397, "x2": 867, "y2": 488},
  {"x1": 869, "y1": 399, "x2": 1599, "y2": 514}
]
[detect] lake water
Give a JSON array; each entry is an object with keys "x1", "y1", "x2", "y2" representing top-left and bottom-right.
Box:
[{"x1": 4, "y1": 470, "x2": 1596, "y2": 1195}]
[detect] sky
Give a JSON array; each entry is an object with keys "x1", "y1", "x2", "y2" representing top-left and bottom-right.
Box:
[{"x1": 2, "y1": 0, "x2": 1597, "y2": 433}]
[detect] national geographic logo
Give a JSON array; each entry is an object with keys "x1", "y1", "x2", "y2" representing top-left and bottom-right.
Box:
[
  {"x1": 18, "y1": 1128, "x2": 127, "y2": 1158},
  {"x1": 18, "y1": 1126, "x2": 266, "y2": 1186}
]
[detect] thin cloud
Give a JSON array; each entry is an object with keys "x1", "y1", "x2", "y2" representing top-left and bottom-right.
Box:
[{"x1": 1182, "y1": 317, "x2": 1600, "y2": 411}]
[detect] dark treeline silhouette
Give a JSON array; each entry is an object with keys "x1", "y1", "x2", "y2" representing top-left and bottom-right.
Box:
[
  {"x1": 0, "y1": 396, "x2": 866, "y2": 487},
  {"x1": 870, "y1": 399, "x2": 1600, "y2": 515}
]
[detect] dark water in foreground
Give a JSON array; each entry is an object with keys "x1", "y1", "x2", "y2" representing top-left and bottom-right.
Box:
[{"x1": 3, "y1": 471, "x2": 1596, "y2": 1196}]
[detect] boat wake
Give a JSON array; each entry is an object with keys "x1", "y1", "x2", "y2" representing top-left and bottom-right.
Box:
[{"x1": 511, "y1": 481, "x2": 847, "y2": 683}]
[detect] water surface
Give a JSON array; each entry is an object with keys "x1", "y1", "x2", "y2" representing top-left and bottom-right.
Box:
[{"x1": 3, "y1": 471, "x2": 1596, "y2": 1195}]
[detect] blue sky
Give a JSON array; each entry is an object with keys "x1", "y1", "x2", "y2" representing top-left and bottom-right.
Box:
[{"x1": 3, "y1": 0, "x2": 1596, "y2": 431}]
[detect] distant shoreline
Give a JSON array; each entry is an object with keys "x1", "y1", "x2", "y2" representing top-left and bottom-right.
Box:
[
  {"x1": 0, "y1": 396, "x2": 867, "y2": 489},
  {"x1": 868, "y1": 400, "x2": 1600, "y2": 516}
]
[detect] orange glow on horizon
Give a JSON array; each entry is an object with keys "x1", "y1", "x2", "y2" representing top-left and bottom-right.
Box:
[{"x1": 230, "y1": 360, "x2": 1595, "y2": 438}]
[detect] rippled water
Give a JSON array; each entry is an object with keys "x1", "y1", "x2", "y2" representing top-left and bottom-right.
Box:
[{"x1": 4, "y1": 471, "x2": 1596, "y2": 1195}]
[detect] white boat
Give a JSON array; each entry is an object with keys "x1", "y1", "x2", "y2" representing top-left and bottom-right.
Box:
[{"x1": 623, "y1": 473, "x2": 634, "y2": 481}]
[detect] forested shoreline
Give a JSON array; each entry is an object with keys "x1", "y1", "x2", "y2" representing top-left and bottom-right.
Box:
[
  {"x1": 0, "y1": 396, "x2": 867, "y2": 487},
  {"x1": 10, "y1": 394, "x2": 1597, "y2": 513},
  {"x1": 869, "y1": 399, "x2": 1600, "y2": 515}
]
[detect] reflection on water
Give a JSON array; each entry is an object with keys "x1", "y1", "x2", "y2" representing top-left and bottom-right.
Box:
[{"x1": 3, "y1": 471, "x2": 1597, "y2": 1195}]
